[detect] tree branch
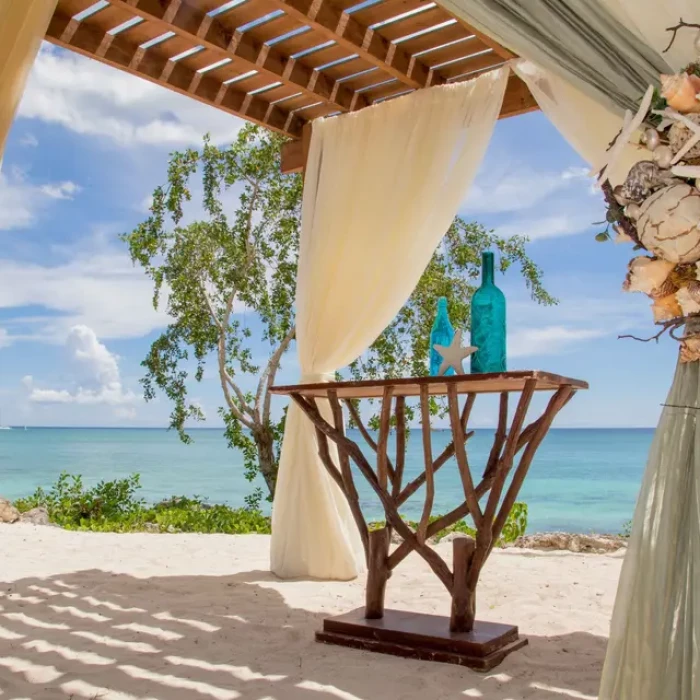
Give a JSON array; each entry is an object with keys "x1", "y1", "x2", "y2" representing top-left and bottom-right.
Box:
[
  {"x1": 200, "y1": 282, "x2": 224, "y2": 333},
  {"x1": 258, "y1": 325, "x2": 296, "y2": 423}
]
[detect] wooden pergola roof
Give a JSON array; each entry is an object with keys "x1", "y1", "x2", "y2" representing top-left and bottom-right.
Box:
[{"x1": 46, "y1": 0, "x2": 537, "y2": 170}]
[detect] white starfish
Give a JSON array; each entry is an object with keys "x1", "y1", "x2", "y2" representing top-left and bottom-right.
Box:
[
  {"x1": 433, "y1": 329, "x2": 477, "y2": 376},
  {"x1": 590, "y1": 85, "x2": 655, "y2": 186},
  {"x1": 652, "y1": 107, "x2": 700, "y2": 165}
]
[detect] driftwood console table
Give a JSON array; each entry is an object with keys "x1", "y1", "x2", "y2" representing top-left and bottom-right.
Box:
[{"x1": 271, "y1": 371, "x2": 587, "y2": 670}]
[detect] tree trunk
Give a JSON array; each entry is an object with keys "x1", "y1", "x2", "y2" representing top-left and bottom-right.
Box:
[{"x1": 255, "y1": 428, "x2": 278, "y2": 497}]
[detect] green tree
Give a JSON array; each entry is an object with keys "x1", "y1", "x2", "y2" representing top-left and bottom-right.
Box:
[{"x1": 124, "y1": 125, "x2": 555, "y2": 508}]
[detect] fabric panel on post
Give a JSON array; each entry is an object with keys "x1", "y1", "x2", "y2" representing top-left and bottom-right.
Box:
[
  {"x1": 440, "y1": 0, "x2": 671, "y2": 115},
  {"x1": 599, "y1": 358, "x2": 700, "y2": 700},
  {"x1": 0, "y1": 0, "x2": 58, "y2": 161},
  {"x1": 270, "y1": 67, "x2": 510, "y2": 581}
]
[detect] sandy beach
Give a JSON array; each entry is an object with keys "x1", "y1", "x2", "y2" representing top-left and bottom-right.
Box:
[{"x1": 0, "y1": 524, "x2": 623, "y2": 699}]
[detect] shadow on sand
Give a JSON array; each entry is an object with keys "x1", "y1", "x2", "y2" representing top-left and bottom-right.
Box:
[{"x1": 0, "y1": 569, "x2": 606, "y2": 699}]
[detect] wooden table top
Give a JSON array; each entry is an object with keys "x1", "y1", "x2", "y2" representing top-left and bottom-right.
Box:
[{"x1": 270, "y1": 371, "x2": 588, "y2": 400}]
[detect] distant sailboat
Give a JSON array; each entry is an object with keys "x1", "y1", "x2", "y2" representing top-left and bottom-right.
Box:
[{"x1": 0, "y1": 410, "x2": 11, "y2": 431}]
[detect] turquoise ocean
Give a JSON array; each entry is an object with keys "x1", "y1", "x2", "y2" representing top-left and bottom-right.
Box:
[{"x1": 0, "y1": 428, "x2": 652, "y2": 534}]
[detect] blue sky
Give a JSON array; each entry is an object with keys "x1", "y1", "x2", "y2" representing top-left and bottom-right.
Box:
[{"x1": 0, "y1": 44, "x2": 678, "y2": 428}]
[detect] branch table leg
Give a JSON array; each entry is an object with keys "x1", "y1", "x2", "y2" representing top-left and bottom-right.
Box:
[
  {"x1": 366, "y1": 526, "x2": 391, "y2": 619},
  {"x1": 450, "y1": 536, "x2": 477, "y2": 632}
]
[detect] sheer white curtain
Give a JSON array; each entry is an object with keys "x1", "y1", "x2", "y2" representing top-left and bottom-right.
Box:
[
  {"x1": 271, "y1": 67, "x2": 510, "y2": 580},
  {"x1": 0, "y1": 0, "x2": 57, "y2": 161},
  {"x1": 511, "y1": 59, "x2": 642, "y2": 186}
]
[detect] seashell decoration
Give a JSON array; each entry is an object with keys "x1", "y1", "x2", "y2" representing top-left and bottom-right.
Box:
[
  {"x1": 637, "y1": 184, "x2": 700, "y2": 263},
  {"x1": 660, "y1": 73, "x2": 700, "y2": 114},
  {"x1": 676, "y1": 284, "x2": 700, "y2": 315},
  {"x1": 651, "y1": 293, "x2": 683, "y2": 322},
  {"x1": 668, "y1": 114, "x2": 700, "y2": 162},
  {"x1": 623, "y1": 256, "x2": 675, "y2": 294},
  {"x1": 619, "y1": 161, "x2": 681, "y2": 203}
]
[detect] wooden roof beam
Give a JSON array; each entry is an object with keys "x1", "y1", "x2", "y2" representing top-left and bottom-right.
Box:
[
  {"x1": 269, "y1": 0, "x2": 441, "y2": 89},
  {"x1": 279, "y1": 76, "x2": 538, "y2": 173},
  {"x1": 109, "y1": 0, "x2": 367, "y2": 112},
  {"x1": 46, "y1": 8, "x2": 304, "y2": 136}
]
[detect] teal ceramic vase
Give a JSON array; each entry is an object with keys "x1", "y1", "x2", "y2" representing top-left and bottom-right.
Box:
[
  {"x1": 429, "y1": 297, "x2": 455, "y2": 376},
  {"x1": 470, "y1": 251, "x2": 506, "y2": 374}
]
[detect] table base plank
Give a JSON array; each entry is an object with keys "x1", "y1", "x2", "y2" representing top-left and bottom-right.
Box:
[{"x1": 317, "y1": 608, "x2": 527, "y2": 671}]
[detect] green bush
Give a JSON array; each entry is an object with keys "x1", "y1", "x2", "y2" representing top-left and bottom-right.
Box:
[
  {"x1": 14, "y1": 472, "x2": 527, "y2": 543},
  {"x1": 14, "y1": 472, "x2": 271, "y2": 534}
]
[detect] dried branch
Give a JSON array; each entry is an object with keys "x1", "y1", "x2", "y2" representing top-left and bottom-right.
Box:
[
  {"x1": 618, "y1": 315, "x2": 699, "y2": 343},
  {"x1": 664, "y1": 19, "x2": 700, "y2": 53}
]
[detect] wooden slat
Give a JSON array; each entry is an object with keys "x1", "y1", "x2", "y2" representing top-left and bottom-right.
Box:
[
  {"x1": 437, "y1": 6, "x2": 516, "y2": 60},
  {"x1": 268, "y1": 0, "x2": 439, "y2": 89},
  {"x1": 437, "y1": 50, "x2": 501, "y2": 81},
  {"x1": 351, "y1": 0, "x2": 436, "y2": 27},
  {"x1": 422, "y1": 36, "x2": 489, "y2": 67},
  {"x1": 375, "y1": 6, "x2": 445, "y2": 42},
  {"x1": 107, "y1": 0, "x2": 367, "y2": 112},
  {"x1": 271, "y1": 371, "x2": 589, "y2": 399},
  {"x1": 46, "y1": 9, "x2": 304, "y2": 136},
  {"x1": 397, "y1": 21, "x2": 466, "y2": 55}
]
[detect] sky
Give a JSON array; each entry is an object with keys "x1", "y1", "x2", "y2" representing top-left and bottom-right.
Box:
[{"x1": 0, "y1": 43, "x2": 679, "y2": 429}]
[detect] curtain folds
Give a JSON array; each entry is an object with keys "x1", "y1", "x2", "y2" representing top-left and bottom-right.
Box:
[
  {"x1": 440, "y1": 0, "x2": 671, "y2": 115},
  {"x1": 599, "y1": 358, "x2": 700, "y2": 700},
  {"x1": 0, "y1": 0, "x2": 57, "y2": 161},
  {"x1": 270, "y1": 67, "x2": 510, "y2": 580},
  {"x1": 511, "y1": 59, "x2": 643, "y2": 186}
]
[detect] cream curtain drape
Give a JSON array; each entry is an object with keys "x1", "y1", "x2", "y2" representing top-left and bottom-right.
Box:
[
  {"x1": 511, "y1": 59, "x2": 643, "y2": 186},
  {"x1": 599, "y1": 359, "x2": 700, "y2": 700},
  {"x1": 270, "y1": 67, "x2": 510, "y2": 580},
  {"x1": 0, "y1": 0, "x2": 57, "y2": 161}
]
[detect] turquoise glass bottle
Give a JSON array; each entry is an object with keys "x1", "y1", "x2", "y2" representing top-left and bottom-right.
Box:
[
  {"x1": 429, "y1": 297, "x2": 455, "y2": 376},
  {"x1": 470, "y1": 251, "x2": 506, "y2": 374}
]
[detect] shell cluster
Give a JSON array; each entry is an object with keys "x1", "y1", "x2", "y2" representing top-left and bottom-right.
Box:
[{"x1": 608, "y1": 60, "x2": 700, "y2": 361}]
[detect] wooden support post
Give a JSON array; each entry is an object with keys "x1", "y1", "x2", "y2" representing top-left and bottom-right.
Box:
[
  {"x1": 366, "y1": 526, "x2": 391, "y2": 619},
  {"x1": 450, "y1": 536, "x2": 477, "y2": 633}
]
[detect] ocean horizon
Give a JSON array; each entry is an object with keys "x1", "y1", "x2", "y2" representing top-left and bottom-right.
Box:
[{"x1": 0, "y1": 427, "x2": 652, "y2": 535}]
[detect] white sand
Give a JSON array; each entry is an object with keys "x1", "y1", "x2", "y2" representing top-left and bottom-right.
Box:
[{"x1": 0, "y1": 524, "x2": 623, "y2": 700}]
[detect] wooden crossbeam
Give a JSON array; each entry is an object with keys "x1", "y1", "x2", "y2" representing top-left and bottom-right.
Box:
[
  {"x1": 279, "y1": 75, "x2": 538, "y2": 173},
  {"x1": 268, "y1": 0, "x2": 440, "y2": 90},
  {"x1": 45, "y1": 8, "x2": 304, "y2": 137},
  {"x1": 109, "y1": 0, "x2": 368, "y2": 113}
]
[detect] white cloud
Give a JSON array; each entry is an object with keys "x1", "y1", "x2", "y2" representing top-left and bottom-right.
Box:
[
  {"x1": 0, "y1": 328, "x2": 10, "y2": 348},
  {"x1": 0, "y1": 243, "x2": 170, "y2": 340},
  {"x1": 39, "y1": 181, "x2": 81, "y2": 200},
  {"x1": 464, "y1": 165, "x2": 593, "y2": 215},
  {"x1": 508, "y1": 326, "x2": 605, "y2": 358},
  {"x1": 19, "y1": 133, "x2": 38, "y2": 147},
  {"x1": 495, "y1": 211, "x2": 598, "y2": 241},
  {"x1": 19, "y1": 45, "x2": 244, "y2": 148},
  {"x1": 21, "y1": 375, "x2": 34, "y2": 389},
  {"x1": 0, "y1": 168, "x2": 82, "y2": 230},
  {"x1": 29, "y1": 325, "x2": 137, "y2": 411}
]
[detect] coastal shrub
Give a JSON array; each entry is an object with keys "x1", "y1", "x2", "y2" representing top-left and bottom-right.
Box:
[
  {"x1": 14, "y1": 473, "x2": 527, "y2": 542},
  {"x1": 15, "y1": 472, "x2": 144, "y2": 527}
]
